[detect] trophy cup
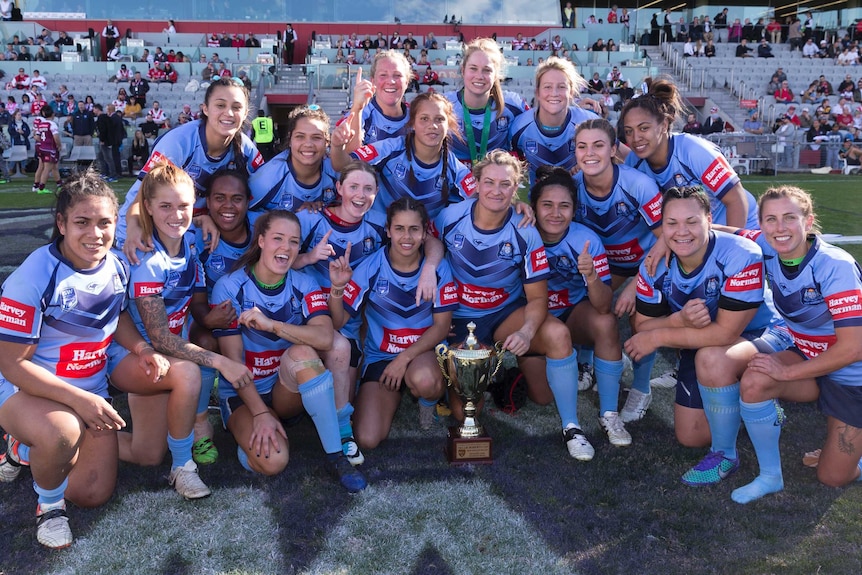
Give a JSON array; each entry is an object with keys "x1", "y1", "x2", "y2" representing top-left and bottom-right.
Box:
[{"x1": 436, "y1": 322, "x2": 504, "y2": 464}]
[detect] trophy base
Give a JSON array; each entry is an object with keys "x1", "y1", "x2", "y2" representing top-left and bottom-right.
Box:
[{"x1": 445, "y1": 426, "x2": 493, "y2": 464}]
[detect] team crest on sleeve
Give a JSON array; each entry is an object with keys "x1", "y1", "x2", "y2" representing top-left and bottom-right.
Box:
[
  {"x1": 280, "y1": 195, "x2": 296, "y2": 211},
  {"x1": 801, "y1": 286, "x2": 823, "y2": 305},
  {"x1": 498, "y1": 242, "x2": 514, "y2": 259},
  {"x1": 60, "y1": 288, "x2": 78, "y2": 311}
]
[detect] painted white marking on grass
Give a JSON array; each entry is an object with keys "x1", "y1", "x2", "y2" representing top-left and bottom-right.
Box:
[
  {"x1": 2, "y1": 213, "x2": 53, "y2": 225},
  {"x1": 45, "y1": 487, "x2": 285, "y2": 575},
  {"x1": 301, "y1": 479, "x2": 578, "y2": 575}
]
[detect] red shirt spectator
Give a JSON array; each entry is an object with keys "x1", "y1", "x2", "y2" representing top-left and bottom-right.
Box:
[
  {"x1": 148, "y1": 65, "x2": 167, "y2": 82},
  {"x1": 774, "y1": 82, "x2": 794, "y2": 103}
]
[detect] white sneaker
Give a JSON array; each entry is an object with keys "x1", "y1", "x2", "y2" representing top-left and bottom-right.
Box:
[
  {"x1": 650, "y1": 368, "x2": 678, "y2": 389},
  {"x1": 342, "y1": 437, "x2": 365, "y2": 466},
  {"x1": 36, "y1": 500, "x2": 73, "y2": 549},
  {"x1": 621, "y1": 389, "x2": 652, "y2": 423},
  {"x1": 168, "y1": 460, "x2": 212, "y2": 500},
  {"x1": 563, "y1": 426, "x2": 595, "y2": 461},
  {"x1": 0, "y1": 433, "x2": 27, "y2": 483},
  {"x1": 577, "y1": 363, "x2": 594, "y2": 391},
  {"x1": 599, "y1": 411, "x2": 632, "y2": 447}
]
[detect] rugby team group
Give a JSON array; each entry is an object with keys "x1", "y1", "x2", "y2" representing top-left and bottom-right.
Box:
[{"x1": 1, "y1": 37, "x2": 860, "y2": 550}]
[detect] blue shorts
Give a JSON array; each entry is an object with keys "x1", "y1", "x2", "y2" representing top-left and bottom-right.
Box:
[
  {"x1": 219, "y1": 390, "x2": 274, "y2": 429},
  {"x1": 818, "y1": 375, "x2": 862, "y2": 429},
  {"x1": 675, "y1": 324, "x2": 794, "y2": 409},
  {"x1": 451, "y1": 297, "x2": 526, "y2": 347}
]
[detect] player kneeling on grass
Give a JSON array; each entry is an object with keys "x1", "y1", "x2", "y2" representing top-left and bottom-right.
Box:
[
  {"x1": 328, "y1": 198, "x2": 457, "y2": 448},
  {"x1": 435, "y1": 150, "x2": 594, "y2": 461},
  {"x1": 211, "y1": 210, "x2": 367, "y2": 492},
  {"x1": 519, "y1": 166, "x2": 631, "y2": 448},
  {"x1": 625, "y1": 186, "x2": 791, "y2": 487},
  {"x1": 0, "y1": 172, "x2": 170, "y2": 548}
]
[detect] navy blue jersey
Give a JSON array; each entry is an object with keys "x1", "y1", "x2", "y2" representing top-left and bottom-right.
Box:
[
  {"x1": 444, "y1": 89, "x2": 528, "y2": 163},
  {"x1": 247, "y1": 151, "x2": 340, "y2": 211},
  {"x1": 545, "y1": 223, "x2": 612, "y2": 316}
]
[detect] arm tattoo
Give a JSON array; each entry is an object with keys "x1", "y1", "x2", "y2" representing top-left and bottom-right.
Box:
[{"x1": 136, "y1": 296, "x2": 216, "y2": 367}]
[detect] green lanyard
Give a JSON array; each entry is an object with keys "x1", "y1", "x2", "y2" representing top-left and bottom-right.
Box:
[{"x1": 462, "y1": 95, "x2": 492, "y2": 166}]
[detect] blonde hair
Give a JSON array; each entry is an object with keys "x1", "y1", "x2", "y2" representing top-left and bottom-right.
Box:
[
  {"x1": 758, "y1": 185, "x2": 821, "y2": 234},
  {"x1": 534, "y1": 57, "x2": 588, "y2": 102},
  {"x1": 370, "y1": 50, "x2": 413, "y2": 84},
  {"x1": 461, "y1": 38, "x2": 506, "y2": 119},
  {"x1": 137, "y1": 161, "x2": 196, "y2": 244},
  {"x1": 472, "y1": 149, "x2": 525, "y2": 191}
]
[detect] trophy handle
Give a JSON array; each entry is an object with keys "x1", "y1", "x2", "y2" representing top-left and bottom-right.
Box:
[
  {"x1": 490, "y1": 341, "x2": 505, "y2": 380},
  {"x1": 435, "y1": 343, "x2": 453, "y2": 386}
]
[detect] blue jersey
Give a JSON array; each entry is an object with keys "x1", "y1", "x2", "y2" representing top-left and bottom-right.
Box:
[
  {"x1": 126, "y1": 231, "x2": 205, "y2": 340},
  {"x1": 340, "y1": 247, "x2": 459, "y2": 365},
  {"x1": 435, "y1": 199, "x2": 549, "y2": 319},
  {"x1": 0, "y1": 242, "x2": 128, "y2": 396},
  {"x1": 635, "y1": 230, "x2": 778, "y2": 332},
  {"x1": 624, "y1": 133, "x2": 758, "y2": 228},
  {"x1": 444, "y1": 89, "x2": 528, "y2": 163},
  {"x1": 195, "y1": 212, "x2": 260, "y2": 298},
  {"x1": 117, "y1": 120, "x2": 264, "y2": 244},
  {"x1": 211, "y1": 267, "x2": 329, "y2": 397},
  {"x1": 574, "y1": 164, "x2": 663, "y2": 275},
  {"x1": 545, "y1": 224, "x2": 612, "y2": 317},
  {"x1": 357, "y1": 97, "x2": 410, "y2": 145},
  {"x1": 510, "y1": 106, "x2": 600, "y2": 185},
  {"x1": 247, "y1": 151, "x2": 339, "y2": 211},
  {"x1": 352, "y1": 136, "x2": 476, "y2": 219},
  {"x1": 738, "y1": 230, "x2": 862, "y2": 385}
]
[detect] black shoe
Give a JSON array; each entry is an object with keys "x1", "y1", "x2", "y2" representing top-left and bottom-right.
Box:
[{"x1": 324, "y1": 453, "x2": 367, "y2": 493}]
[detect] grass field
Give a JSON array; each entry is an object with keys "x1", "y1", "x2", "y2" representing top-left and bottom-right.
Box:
[{"x1": 1, "y1": 174, "x2": 862, "y2": 574}]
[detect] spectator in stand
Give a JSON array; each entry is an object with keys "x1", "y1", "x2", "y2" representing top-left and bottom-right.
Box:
[
  {"x1": 18, "y1": 93, "x2": 32, "y2": 117},
  {"x1": 17, "y1": 46, "x2": 32, "y2": 61},
  {"x1": 245, "y1": 33, "x2": 260, "y2": 48},
  {"x1": 153, "y1": 47, "x2": 167, "y2": 63},
  {"x1": 34, "y1": 46, "x2": 49, "y2": 61},
  {"x1": 139, "y1": 112, "x2": 160, "y2": 139},
  {"x1": 802, "y1": 38, "x2": 818, "y2": 58},
  {"x1": 162, "y1": 63, "x2": 178, "y2": 84},
  {"x1": 766, "y1": 18, "x2": 782, "y2": 44},
  {"x1": 801, "y1": 80, "x2": 822, "y2": 105},
  {"x1": 835, "y1": 105, "x2": 854, "y2": 129},
  {"x1": 735, "y1": 38, "x2": 753, "y2": 57},
  {"x1": 767, "y1": 75, "x2": 782, "y2": 95},
  {"x1": 775, "y1": 81, "x2": 795, "y2": 104},
  {"x1": 403, "y1": 32, "x2": 418, "y2": 50},
  {"x1": 816, "y1": 98, "x2": 833, "y2": 120},
  {"x1": 230, "y1": 34, "x2": 244, "y2": 48},
  {"x1": 7, "y1": 109, "x2": 30, "y2": 175},
  {"x1": 284, "y1": 24, "x2": 297, "y2": 66},
  {"x1": 562, "y1": 2, "x2": 575, "y2": 28},
  {"x1": 124, "y1": 95, "x2": 142, "y2": 120},
  {"x1": 149, "y1": 101, "x2": 167, "y2": 128},
  {"x1": 704, "y1": 39, "x2": 716, "y2": 57},
  {"x1": 590, "y1": 38, "x2": 606, "y2": 52},
  {"x1": 683, "y1": 39, "x2": 696, "y2": 57},
  {"x1": 102, "y1": 20, "x2": 120, "y2": 59},
  {"x1": 676, "y1": 18, "x2": 689, "y2": 43},
  {"x1": 31, "y1": 92, "x2": 47, "y2": 118},
  {"x1": 63, "y1": 94, "x2": 76, "y2": 116},
  {"x1": 758, "y1": 38, "x2": 774, "y2": 58},
  {"x1": 702, "y1": 106, "x2": 725, "y2": 134},
  {"x1": 714, "y1": 8, "x2": 729, "y2": 42},
  {"x1": 210, "y1": 52, "x2": 222, "y2": 64},
  {"x1": 64, "y1": 100, "x2": 95, "y2": 147},
  {"x1": 217, "y1": 62, "x2": 231, "y2": 78},
  {"x1": 421, "y1": 65, "x2": 446, "y2": 87},
  {"x1": 773, "y1": 67, "x2": 787, "y2": 83},
  {"x1": 218, "y1": 33, "x2": 232, "y2": 48},
  {"x1": 129, "y1": 71, "x2": 149, "y2": 107},
  {"x1": 201, "y1": 63, "x2": 215, "y2": 83},
  {"x1": 728, "y1": 18, "x2": 743, "y2": 43},
  {"x1": 788, "y1": 18, "x2": 803, "y2": 51},
  {"x1": 112, "y1": 64, "x2": 131, "y2": 83},
  {"x1": 148, "y1": 63, "x2": 167, "y2": 83},
  {"x1": 5, "y1": 95, "x2": 16, "y2": 115},
  {"x1": 786, "y1": 105, "x2": 801, "y2": 127},
  {"x1": 774, "y1": 115, "x2": 796, "y2": 167},
  {"x1": 608, "y1": 5, "x2": 618, "y2": 23},
  {"x1": 798, "y1": 107, "x2": 814, "y2": 129},
  {"x1": 837, "y1": 47, "x2": 859, "y2": 66},
  {"x1": 106, "y1": 44, "x2": 122, "y2": 62},
  {"x1": 587, "y1": 72, "x2": 604, "y2": 94},
  {"x1": 373, "y1": 32, "x2": 387, "y2": 50},
  {"x1": 682, "y1": 113, "x2": 702, "y2": 134},
  {"x1": 129, "y1": 129, "x2": 148, "y2": 175},
  {"x1": 853, "y1": 80, "x2": 862, "y2": 104},
  {"x1": 817, "y1": 75, "x2": 834, "y2": 97},
  {"x1": 743, "y1": 111, "x2": 764, "y2": 135},
  {"x1": 30, "y1": 70, "x2": 47, "y2": 91},
  {"x1": 838, "y1": 74, "x2": 855, "y2": 97}
]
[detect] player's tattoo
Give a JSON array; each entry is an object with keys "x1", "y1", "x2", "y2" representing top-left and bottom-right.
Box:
[
  {"x1": 836, "y1": 423, "x2": 862, "y2": 455},
  {"x1": 136, "y1": 296, "x2": 215, "y2": 367}
]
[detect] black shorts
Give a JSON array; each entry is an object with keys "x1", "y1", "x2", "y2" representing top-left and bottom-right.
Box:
[
  {"x1": 361, "y1": 360, "x2": 402, "y2": 387},
  {"x1": 818, "y1": 376, "x2": 862, "y2": 428}
]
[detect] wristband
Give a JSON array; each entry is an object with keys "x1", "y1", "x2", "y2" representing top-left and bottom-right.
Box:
[{"x1": 252, "y1": 411, "x2": 269, "y2": 418}]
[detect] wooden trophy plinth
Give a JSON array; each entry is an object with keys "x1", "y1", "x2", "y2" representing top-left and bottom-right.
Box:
[{"x1": 445, "y1": 426, "x2": 493, "y2": 465}]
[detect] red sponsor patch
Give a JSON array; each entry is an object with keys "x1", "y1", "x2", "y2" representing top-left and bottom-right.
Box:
[
  {"x1": 251, "y1": 151, "x2": 264, "y2": 170},
  {"x1": 56, "y1": 336, "x2": 112, "y2": 378},
  {"x1": 594, "y1": 254, "x2": 611, "y2": 280},
  {"x1": 736, "y1": 229, "x2": 761, "y2": 241},
  {"x1": 636, "y1": 274, "x2": 653, "y2": 298},
  {"x1": 644, "y1": 191, "x2": 663, "y2": 224},
  {"x1": 530, "y1": 247, "x2": 549, "y2": 272},
  {"x1": 134, "y1": 282, "x2": 163, "y2": 298},
  {"x1": 440, "y1": 281, "x2": 459, "y2": 306},
  {"x1": 548, "y1": 289, "x2": 571, "y2": 310},
  {"x1": 354, "y1": 145, "x2": 379, "y2": 162},
  {"x1": 826, "y1": 289, "x2": 862, "y2": 321},
  {"x1": 246, "y1": 348, "x2": 283, "y2": 380},
  {"x1": 701, "y1": 156, "x2": 734, "y2": 193},
  {"x1": 788, "y1": 328, "x2": 836, "y2": 359},
  {"x1": 724, "y1": 262, "x2": 762, "y2": 292},
  {"x1": 380, "y1": 326, "x2": 427, "y2": 354},
  {"x1": 167, "y1": 303, "x2": 189, "y2": 335},
  {"x1": 341, "y1": 281, "x2": 360, "y2": 307},
  {"x1": 141, "y1": 151, "x2": 173, "y2": 174},
  {"x1": 458, "y1": 283, "x2": 509, "y2": 309},
  {"x1": 604, "y1": 237, "x2": 644, "y2": 264},
  {"x1": 461, "y1": 173, "x2": 477, "y2": 196},
  {"x1": 0, "y1": 297, "x2": 36, "y2": 334},
  {"x1": 305, "y1": 290, "x2": 329, "y2": 314}
]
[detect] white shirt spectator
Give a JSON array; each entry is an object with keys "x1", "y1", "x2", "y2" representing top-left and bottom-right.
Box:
[
  {"x1": 0, "y1": 0, "x2": 12, "y2": 20},
  {"x1": 150, "y1": 105, "x2": 166, "y2": 125},
  {"x1": 802, "y1": 39, "x2": 819, "y2": 58},
  {"x1": 30, "y1": 74, "x2": 47, "y2": 91}
]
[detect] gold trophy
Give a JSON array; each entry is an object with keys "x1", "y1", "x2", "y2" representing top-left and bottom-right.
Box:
[{"x1": 436, "y1": 322, "x2": 504, "y2": 464}]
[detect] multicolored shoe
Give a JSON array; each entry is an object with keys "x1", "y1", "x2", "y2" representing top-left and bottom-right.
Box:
[
  {"x1": 563, "y1": 426, "x2": 595, "y2": 461},
  {"x1": 577, "y1": 363, "x2": 594, "y2": 391},
  {"x1": 342, "y1": 437, "x2": 365, "y2": 466},
  {"x1": 0, "y1": 433, "x2": 29, "y2": 482},
  {"x1": 36, "y1": 500, "x2": 73, "y2": 549},
  {"x1": 192, "y1": 436, "x2": 219, "y2": 465},
  {"x1": 681, "y1": 450, "x2": 739, "y2": 486}
]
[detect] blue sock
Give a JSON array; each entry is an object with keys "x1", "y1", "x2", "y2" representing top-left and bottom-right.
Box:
[
  {"x1": 578, "y1": 346, "x2": 594, "y2": 366},
  {"x1": 631, "y1": 351, "x2": 656, "y2": 394},
  {"x1": 857, "y1": 459, "x2": 862, "y2": 482},
  {"x1": 236, "y1": 445, "x2": 253, "y2": 472},
  {"x1": 418, "y1": 396, "x2": 437, "y2": 408},
  {"x1": 16, "y1": 443, "x2": 30, "y2": 463},
  {"x1": 167, "y1": 430, "x2": 194, "y2": 469},
  {"x1": 547, "y1": 350, "x2": 580, "y2": 428},
  {"x1": 299, "y1": 370, "x2": 341, "y2": 454},
  {"x1": 699, "y1": 383, "x2": 741, "y2": 459},
  {"x1": 337, "y1": 403, "x2": 355, "y2": 440},
  {"x1": 594, "y1": 357, "x2": 624, "y2": 414},
  {"x1": 197, "y1": 366, "x2": 218, "y2": 417},
  {"x1": 732, "y1": 399, "x2": 785, "y2": 504},
  {"x1": 34, "y1": 477, "x2": 68, "y2": 506}
]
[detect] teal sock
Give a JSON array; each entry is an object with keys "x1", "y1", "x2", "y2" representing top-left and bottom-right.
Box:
[
  {"x1": 547, "y1": 350, "x2": 580, "y2": 428},
  {"x1": 236, "y1": 445, "x2": 253, "y2": 472},
  {"x1": 594, "y1": 357, "x2": 624, "y2": 414},
  {"x1": 34, "y1": 477, "x2": 68, "y2": 506},
  {"x1": 631, "y1": 351, "x2": 656, "y2": 394},
  {"x1": 578, "y1": 346, "x2": 594, "y2": 366},
  {"x1": 197, "y1": 366, "x2": 218, "y2": 417},
  {"x1": 418, "y1": 397, "x2": 437, "y2": 408},
  {"x1": 167, "y1": 430, "x2": 194, "y2": 469},
  {"x1": 732, "y1": 399, "x2": 785, "y2": 504},
  {"x1": 16, "y1": 443, "x2": 30, "y2": 463},
  {"x1": 337, "y1": 403, "x2": 355, "y2": 440},
  {"x1": 699, "y1": 383, "x2": 741, "y2": 459},
  {"x1": 299, "y1": 370, "x2": 341, "y2": 454}
]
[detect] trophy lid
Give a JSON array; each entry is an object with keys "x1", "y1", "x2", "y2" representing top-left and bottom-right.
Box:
[{"x1": 450, "y1": 322, "x2": 493, "y2": 359}]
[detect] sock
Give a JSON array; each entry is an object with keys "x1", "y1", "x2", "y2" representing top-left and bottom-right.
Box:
[
  {"x1": 167, "y1": 430, "x2": 194, "y2": 469},
  {"x1": 299, "y1": 370, "x2": 341, "y2": 454},
  {"x1": 546, "y1": 350, "x2": 580, "y2": 429},
  {"x1": 236, "y1": 445, "x2": 253, "y2": 472},
  {"x1": 699, "y1": 382, "x2": 741, "y2": 459},
  {"x1": 578, "y1": 346, "x2": 594, "y2": 367},
  {"x1": 594, "y1": 357, "x2": 624, "y2": 414},
  {"x1": 731, "y1": 399, "x2": 784, "y2": 504},
  {"x1": 631, "y1": 351, "x2": 656, "y2": 394},
  {"x1": 38, "y1": 182, "x2": 45, "y2": 190},
  {"x1": 34, "y1": 477, "x2": 68, "y2": 507},
  {"x1": 336, "y1": 403, "x2": 355, "y2": 440},
  {"x1": 418, "y1": 396, "x2": 437, "y2": 409},
  {"x1": 197, "y1": 366, "x2": 217, "y2": 418},
  {"x1": 16, "y1": 443, "x2": 30, "y2": 463}
]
